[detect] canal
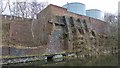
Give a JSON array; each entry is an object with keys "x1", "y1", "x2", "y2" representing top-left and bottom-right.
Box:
[{"x1": 3, "y1": 54, "x2": 118, "y2": 66}]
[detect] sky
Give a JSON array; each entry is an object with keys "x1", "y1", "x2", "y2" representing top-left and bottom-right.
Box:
[
  {"x1": 47, "y1": 0, "x2": 119, "y2": 14},
  {"x1": 2, "y1": 0, "x2": 120, "y2": 14}
]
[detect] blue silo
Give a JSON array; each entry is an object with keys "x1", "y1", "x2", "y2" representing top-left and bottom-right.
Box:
[
  {"x1": 63, "y1": 2, "x2": 86, "y2": 15},
  {"x1": 86, "y1": 9, "x2": 103, "y2": 20}
]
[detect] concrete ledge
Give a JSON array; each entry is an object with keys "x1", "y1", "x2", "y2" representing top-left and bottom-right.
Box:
[{"x1": 1, "y1": 49, "x2": 118, "y2": 65}]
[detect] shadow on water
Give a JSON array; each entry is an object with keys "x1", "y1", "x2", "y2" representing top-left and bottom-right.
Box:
[{"x1": 2, "y1": 54, "x2": 118, "y2": 67}]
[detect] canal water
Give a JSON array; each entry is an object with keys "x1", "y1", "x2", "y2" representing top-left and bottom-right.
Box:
[{"x1": 3, "y1": 54, "x2": 118, "y2": 66}]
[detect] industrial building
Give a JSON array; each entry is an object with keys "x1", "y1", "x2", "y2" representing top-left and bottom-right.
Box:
[
  {"x1": 63, "y1": 2, "x2": 86, "y2": 15},
  {"x1": 86, "y1": 9, "x2": 104, "y2": 20},
  {"x1": 2, "y1": 3, "x2": 116, "y2": 58},
  {"x1": 63, "y1": 2, "x2": 104, "y2": 20}
]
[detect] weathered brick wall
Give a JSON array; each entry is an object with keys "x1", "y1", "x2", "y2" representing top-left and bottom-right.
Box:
[
  {"x1": 2, "y1": 15, "x2": 49, "y2": 55},
  {"x1": 2, "y1": 18, "x2": 35, "y2": 47},
  {"x1": 10, "y1": 22, "x2": 34, "y2": 46},
  {"x1": 36, "y1": 4, "x2": 109, "y2": 54},
  {"x1": 90, "y1": 18, "x2": 108, "y2": 34},
  {"x1": 35, "y1": 6, "x2": 53, "y2": 46},
  {"x1": 2, "y1": 46, "x2": 10, "y2": 56},
  {"x1": 49, "y1": 4, "x2": 67, "y2": 16},
  {"x1": 2, "y1": 4, "x2": 109, "y2": 56},
  {"x1": 2, "y1": 46, "x2": 46, "y2": 56},
  {"x1": 46, "y1": 4, "x2": 107, "y2": 34},
  {"x1": 2, "y1": 22, "x2": 10, "y2": 45}
]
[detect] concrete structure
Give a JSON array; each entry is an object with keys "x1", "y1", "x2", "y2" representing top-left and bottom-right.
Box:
[
  {"x1": 86, "y1": 9, "x2": 103, "y2": 20},
  {"x1": 63, "y1": 2, "x2": 86, "y2": 15}
]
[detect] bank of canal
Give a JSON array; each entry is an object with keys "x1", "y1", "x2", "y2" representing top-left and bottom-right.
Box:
[{"x1": 3, "y1": 53, "x2": 118, "y2": 66}]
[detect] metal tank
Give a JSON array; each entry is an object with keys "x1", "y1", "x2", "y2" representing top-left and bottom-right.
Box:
[
  {"x1": 86, "y1": 9, "x2": 103, "y2": 20},
  {"x1": 63, "y1": 2, "x2": 86, "y2": 15}
]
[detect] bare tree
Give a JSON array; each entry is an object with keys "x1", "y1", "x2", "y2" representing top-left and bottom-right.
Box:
[
  {"x1": 104, "y1": 12, "x2": 118, "y2": 46},
  {"x1": 1, "y1": 0, "x2": 48, "y2": 19},
  {"x1": 30, "y1": 1, "x2": 48, "y2": 19},
  {"x1": 104, "y1": 12, "x2": 117, "y2": 24}
]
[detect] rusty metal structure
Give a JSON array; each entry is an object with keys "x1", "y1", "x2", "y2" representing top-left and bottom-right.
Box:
[{"x1": 2, "y1": 4, "x2": 116, "y2": 57}]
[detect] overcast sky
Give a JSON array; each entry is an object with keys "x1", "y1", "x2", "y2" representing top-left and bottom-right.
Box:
[
  {"x1": 2, "y1": 0, "x2": 120, "y2": 14},
  {"x1": 47, "y1": 0, "x2": 119, "y2": 14}
]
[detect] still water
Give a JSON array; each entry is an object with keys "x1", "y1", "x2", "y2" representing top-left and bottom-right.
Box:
[{"x1": 3, "y1": 54, "x2": 118, "y2": 66}]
